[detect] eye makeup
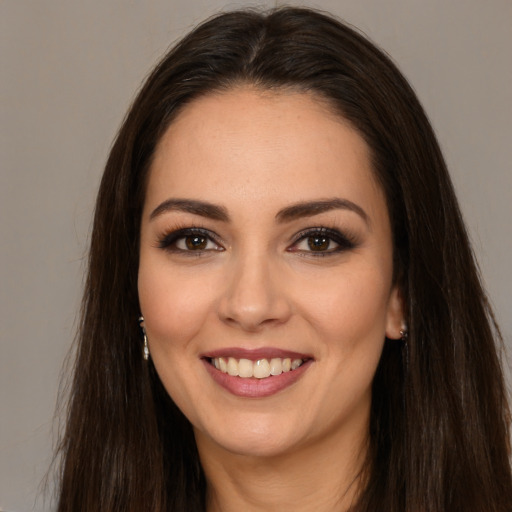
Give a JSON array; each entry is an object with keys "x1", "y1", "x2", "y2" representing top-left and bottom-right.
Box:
[
  {"x1": 155, "y1": 222, "x2": 359, "y2": 258},
  {"x1": 287, "y1": 226, "x2": 359, "y2": 257},
  {"x1": 156, "y1": 225, "x2": 224, "y2": 254}
]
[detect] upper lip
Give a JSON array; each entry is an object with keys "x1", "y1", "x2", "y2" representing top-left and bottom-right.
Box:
[{"x1": 201, "y1": 347, "x2": 313, "y2": 361}]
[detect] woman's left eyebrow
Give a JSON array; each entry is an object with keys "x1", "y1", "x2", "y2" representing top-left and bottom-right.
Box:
[{"x1": 276, "y1": 198, "x2": 370, "y2": 227}]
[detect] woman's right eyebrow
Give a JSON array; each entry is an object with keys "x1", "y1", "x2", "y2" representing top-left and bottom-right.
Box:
[{"x1": 149, "y1": 198, "x2": 230, "y2": 222}]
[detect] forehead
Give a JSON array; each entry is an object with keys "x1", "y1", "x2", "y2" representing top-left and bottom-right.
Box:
[{"x1": 146, "y1": 88, "x2": 386, "y2": 222}]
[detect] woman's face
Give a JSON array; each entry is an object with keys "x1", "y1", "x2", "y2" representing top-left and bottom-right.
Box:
[{"x1": 138, "y1": 88, "x2": 403, "y2": 458}]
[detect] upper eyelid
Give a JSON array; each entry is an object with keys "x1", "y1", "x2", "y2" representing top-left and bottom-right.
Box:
[
  {"x1": 156, "y1": 225, "x2": 356, "y2": 249},
  {"x1": 159, "y1": 226, "x2": 219, "y2": 238},
  {"x1": 288, "y1": 227, "x2": 357, "y2": 251},
  {"x1": 157, "y1": 227, "x2": 223, "y2": 249},
  {"x1": 290, "y1": 226, "x2": 352, "y2": 242}
]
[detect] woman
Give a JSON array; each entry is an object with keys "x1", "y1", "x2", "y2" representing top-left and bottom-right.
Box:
[{"x1": 56, "y1": 7, "x2": 512, "y2": 511}]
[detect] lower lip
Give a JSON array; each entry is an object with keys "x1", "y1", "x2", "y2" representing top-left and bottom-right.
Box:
[{"x1": 202, "y1": 359, "x2": 313, "y2": 398}]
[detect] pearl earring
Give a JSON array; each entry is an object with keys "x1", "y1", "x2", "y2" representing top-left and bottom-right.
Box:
[{"x1": 138, "y1": 316, "x2": 149, "y2": 361}]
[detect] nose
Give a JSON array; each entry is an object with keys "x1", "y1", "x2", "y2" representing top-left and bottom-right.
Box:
[{"x1": 217, "y1": 251, "x2": 292, "y2": 332}]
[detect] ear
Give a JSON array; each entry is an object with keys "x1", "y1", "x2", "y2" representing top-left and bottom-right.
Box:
[{"x1": 385, "y1": 285, "x2": 406, "y2": 340}]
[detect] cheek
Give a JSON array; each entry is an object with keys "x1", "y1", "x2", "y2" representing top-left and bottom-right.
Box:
[
  {"x1": 137, "y1": 261, "x2": 216, "y2": 349},
  {"x1": 299, "y1": 266, "x2": 392, "y2": 353},
  {"x1": 302, "y1": 268, "x2": 391, "y2": 414}
]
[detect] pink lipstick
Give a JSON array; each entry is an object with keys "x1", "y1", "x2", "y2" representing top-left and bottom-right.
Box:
[{"x1": 201, "y1": 347, "x2": 313, "y2": 398}]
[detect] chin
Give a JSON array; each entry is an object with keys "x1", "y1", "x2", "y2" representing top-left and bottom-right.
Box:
[{"x1": 194, "y1": 416, "x2": 306, "y2": 459}]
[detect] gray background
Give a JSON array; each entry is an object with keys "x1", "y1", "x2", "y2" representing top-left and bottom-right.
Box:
[{"x1": 1, "y1": 1, "x2": 510, "y2": 510}]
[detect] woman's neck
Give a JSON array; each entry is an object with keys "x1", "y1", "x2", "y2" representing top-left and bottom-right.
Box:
[{"x1": 196, "y1": 422, "x2": 369, "y2": 512}]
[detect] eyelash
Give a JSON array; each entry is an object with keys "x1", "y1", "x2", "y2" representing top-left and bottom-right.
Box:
[
  {"x1": 157, "y1": 227, "x2": 223, "y2": 254},
  {"x1": 156, "y1": 226, "x2": 357, "y2": 256},
  {"x1": 289, "y1": 227, "x2": 357, "y2": 256}
]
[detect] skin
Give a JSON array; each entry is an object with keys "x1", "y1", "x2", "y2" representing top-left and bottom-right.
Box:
[{"x1": 138, "y1": 88, "x2": 404, "y2": 511}]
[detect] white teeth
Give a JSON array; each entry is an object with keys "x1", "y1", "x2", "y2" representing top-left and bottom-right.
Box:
[
  {"x1": 238, "y1": 358, "x2": 253, "y2": 378},
  {"x1": 253, "y1": 359, "x2": 271, "y2": 379},
  {"x1": 269, "y1": 358, "x2": 282, "y2": 376},
  {"x1": 210, "y1": 356, "x2": 305, "y2": 379},
  {"x1": 291, "y1": 358, "x2": 302, "y2": 370},
  {"x1": 227, "y1": 357, "x2": 239, "y2": 376}
]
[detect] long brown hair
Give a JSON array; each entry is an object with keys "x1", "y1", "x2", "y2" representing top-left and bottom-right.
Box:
[{"x1": 56, "y1": 7, "x2": 512, "y2": 511}]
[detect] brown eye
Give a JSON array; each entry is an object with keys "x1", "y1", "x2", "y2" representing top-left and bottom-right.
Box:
[
  {"x1": 307, "y1": 235, "x2": 330, "y2": 251},
  {"x1": 185, "y1": 235, "x2": 208, "y2": 250},
  {"x1": 158, "y1": 228, "x2": 223, "y2": 253},
  {"x1": 289, "y1": 227, "x2": 355, "y2": 256}
]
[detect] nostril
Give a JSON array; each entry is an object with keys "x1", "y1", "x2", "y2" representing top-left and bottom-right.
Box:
[
  {"x1": 216, "y1": 263, "x2": 293, "y2": 330},
  {"x1": 221, "y1": 314, "x2": 285, "y2": 332}
]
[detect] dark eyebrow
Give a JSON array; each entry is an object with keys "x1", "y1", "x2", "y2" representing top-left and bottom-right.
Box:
[
  {"x1": 275, "y1": 198, "x2": 370, "y2": 226},
  {"x1": 149, "y1": 197, "x2": 369, "y2": 226},
  {"x1": 149, "y1": 198, "x2": 230, "y2": 222}
]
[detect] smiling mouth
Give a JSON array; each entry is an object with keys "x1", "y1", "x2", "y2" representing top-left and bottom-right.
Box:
[
  {"x1": 207, "y1": 357, "x2": 307, "y2": 379},
  {"x1": 202, "y1": 350, "x2": 313, "y2": 397}
]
